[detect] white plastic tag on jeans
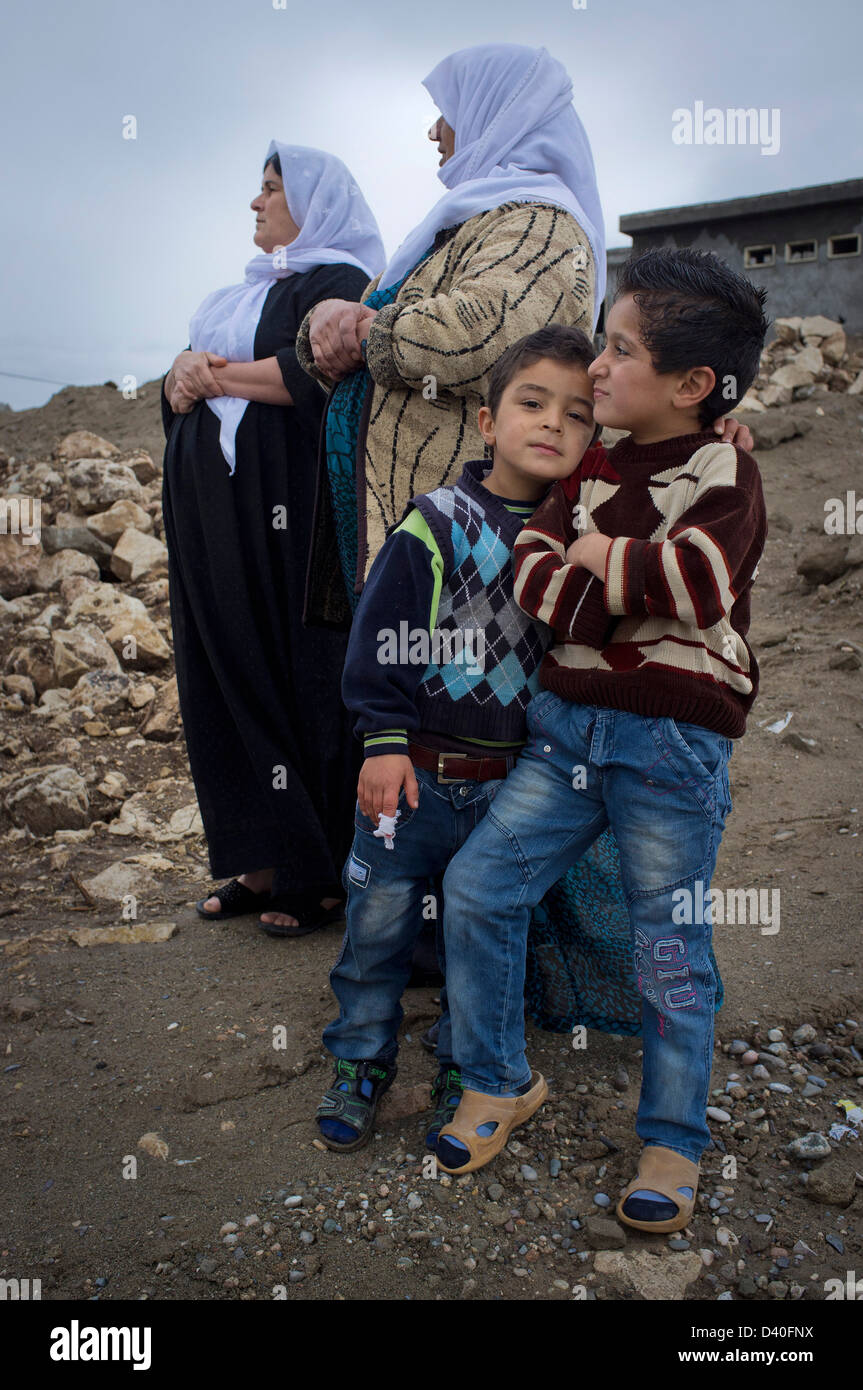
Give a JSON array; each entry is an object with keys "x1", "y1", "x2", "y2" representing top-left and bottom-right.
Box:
[{"x1": 374, "y1": 809, "x2": 401, "y2": 850}]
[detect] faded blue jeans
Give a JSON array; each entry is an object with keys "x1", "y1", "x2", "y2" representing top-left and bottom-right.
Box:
[
  {"x1": 442, "y1": 690, "x2": 733, "y2": 1162},
  {"x1": 323, "y1": 766, "x2": 504, "y2": 1068}
]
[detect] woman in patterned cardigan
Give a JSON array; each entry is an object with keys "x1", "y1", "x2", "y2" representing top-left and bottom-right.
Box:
[{"x1": 297, "y1": 44, "x2": 605, "y2": 627}]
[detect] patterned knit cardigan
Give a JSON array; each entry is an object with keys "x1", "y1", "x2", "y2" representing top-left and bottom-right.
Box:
[{"x1": 295, "y1": 200, "x2": 595, "y2": 627}]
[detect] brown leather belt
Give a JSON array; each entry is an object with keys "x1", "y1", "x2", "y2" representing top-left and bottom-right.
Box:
[{"x1": 408, "y1": 741, "x2": 519, "y2": 784}]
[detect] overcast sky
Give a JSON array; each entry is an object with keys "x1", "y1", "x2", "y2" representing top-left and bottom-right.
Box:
[{"x1": 1, "y1": 0, "x2": 860, "y2": 409}]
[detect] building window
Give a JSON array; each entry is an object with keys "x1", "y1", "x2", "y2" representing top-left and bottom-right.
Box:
[
  {"x1": 743, "y1": 244, "x2": 775, "y2": 268},
  {"x1": 828, "y1": 233, "x2": 861, "y2": 259},
  {"x1": 785, "y1": 239, "x2": 817, "y2": 263}
]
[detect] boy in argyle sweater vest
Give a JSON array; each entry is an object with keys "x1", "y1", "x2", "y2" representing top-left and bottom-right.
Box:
[
  {"x1": 434, "y1": 249, "x2": 769, "y2": 1234},
  {"x1": 314, "y1": 325, "x2": 601, "y2": 1153}
]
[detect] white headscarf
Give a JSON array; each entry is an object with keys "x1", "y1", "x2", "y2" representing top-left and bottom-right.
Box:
[
  {"x1": 378, "y1": 45, "x2": 606, "y2": 324},
  {"x1": 189, "y1": 142, "x2": 385, "y2": 472}
]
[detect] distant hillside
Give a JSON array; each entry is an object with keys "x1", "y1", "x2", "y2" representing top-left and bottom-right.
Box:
[{"x1": 0, "y1": 380, "x2": 166, "y2": 465}]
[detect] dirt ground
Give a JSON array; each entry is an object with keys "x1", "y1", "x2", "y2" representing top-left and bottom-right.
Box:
[{"x1": 0, "y1": 384, "x2": 861, "y2": 1303}]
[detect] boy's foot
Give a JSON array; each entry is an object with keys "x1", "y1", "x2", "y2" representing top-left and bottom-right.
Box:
[
  {"x1": 424, "y1": 1066, "x2": 463, "y2": 1149},
  {"x1": 315, "y1": 1058, "x2": 397, "y2": 1152},
  {"x1": 616, "y1": 1146, "x2": 700, "y2": 1233},
  {"x1": 434, "y1": 1072, "x2": 548, "y2": 1174}
]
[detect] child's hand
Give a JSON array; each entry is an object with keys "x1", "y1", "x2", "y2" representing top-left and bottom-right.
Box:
[
  {"x1": 565, "y1": 533, "x2": 611, "y2": 576},
  {"x1": 714, "y1": 415, "x2": 754, "y2": 452},
  {"x1": 358, "y1": 755, "x2": 419, "y2": 824}
]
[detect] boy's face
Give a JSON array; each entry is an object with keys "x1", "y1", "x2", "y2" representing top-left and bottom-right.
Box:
[
  {"x1": 479, "y1": 358, "x2": 596, "y2": 483},
  {"x1": 589, "y1": 294, "x2": 673, "y2": 439}
]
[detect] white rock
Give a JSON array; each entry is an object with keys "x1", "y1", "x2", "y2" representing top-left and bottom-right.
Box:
[
  {"x1": 800, "y1": 314, "x2": 842, "y2": 342},
  {"x1": 847, "y1": 369, "x2": 863, "y2": 396},
  {"x1": 772, "y1": 317, "x2": 802, "y2": 344},
  {"x1": 126, "y1": 450, "x2": 158, "y2": 484},
  {"x1": 34, "y1": 549, "x2": 100, "y2": 594},
  {"x1": 68, "y1": 583, "x2": 170, "y2": 670},
  {"x1": 67, "y1": 459, "x2": 145, "y2": 513},
  {"x1": 706, "y1": 1106, "x2": 732, "y2": 1123},
  {"x1": 110, "y1": 527, "x2": 169, "y2": 583},
  {"x1": 4, "y1": 764, "x2": 90, "y2": 834},
  {"x1": 81, "y1": 861, "x2": 160, "y2": 901},
  {"x1": 759, "y1": 383, "x2": 792, "y2": 408},
  {"x1": 86, "y1": 500, "x2": 153, "y2": 545},
  {"x1": 792, "y1": 345, "x2": 823, "y2": 376},
  {"x1": 0, "y1": 532, "x2": 42, "y2": 598},
  {"x1": 593, "y1": 1249, "x2": 702, "y2": 1300},
  {"x1": 770, "y1": 363, "x2": 815, "y2": 391},
  {"x1": 69, "y1": 671, "x2": 131, "y2": 714},
  {"x1": 55, "y1": 430, "x2": 119, "y2": 462},
  {"x1": 820, "y1": 329, "x2": 847, "y2": 366},
  {"x1": 51, "y1": 623, "x2": 121, "y2": 688}
]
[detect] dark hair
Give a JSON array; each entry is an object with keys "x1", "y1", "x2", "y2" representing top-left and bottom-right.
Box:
[
  {"x1": 614, "y1": 247, "x2": 769, "y2": 427},
  {"x1": 485, "y1": 325, "x2": 596, "y2": 419},
  {"x1": 263, "y1": 151, "x2": 281, "y2": 177}
]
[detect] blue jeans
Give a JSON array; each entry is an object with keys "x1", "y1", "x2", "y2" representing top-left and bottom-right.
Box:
[
  {"x1": 323, "y1": 765, "x2": 504, "y2": 1068},
  {"x1": 442, "y1": 691, "x2": 733, "y2": 1162}
]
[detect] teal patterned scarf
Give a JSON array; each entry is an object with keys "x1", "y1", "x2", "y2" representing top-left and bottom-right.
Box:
[{"x1": 324, "y1": 249, "x2": 434, "y2": 610}]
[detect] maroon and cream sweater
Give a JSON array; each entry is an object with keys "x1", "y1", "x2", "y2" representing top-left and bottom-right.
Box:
[{"x1": 513, "y1": 432, "x2": 767, "y2": 738}]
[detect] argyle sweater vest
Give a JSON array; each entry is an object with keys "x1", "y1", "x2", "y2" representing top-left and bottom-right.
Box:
[{"x1": 408, "y1": 461, "x2": 550, "y2": 742}]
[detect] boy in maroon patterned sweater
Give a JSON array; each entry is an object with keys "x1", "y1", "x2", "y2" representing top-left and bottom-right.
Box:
[{"x1": 434, "y1": 249, "x2": 769, "y2": 1234}]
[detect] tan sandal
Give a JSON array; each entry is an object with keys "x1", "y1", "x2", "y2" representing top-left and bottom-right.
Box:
[
  {"x1": 616, "y1": 1145, "x2": 700, "y2": 1233},
  {"x1": 434, "y1": 1071, "x2": 548, "y2": 1174}
]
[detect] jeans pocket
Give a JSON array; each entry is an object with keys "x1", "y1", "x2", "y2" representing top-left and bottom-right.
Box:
[
  {"x1": 667, "y1": 719, "x2": 730, "y2": 781},
  {"x1": 526, "y1": 689, "x2": 558, "y2": 726},
  {"x1": 355, "y1": 782, "x2": 421, "y2": 835}
]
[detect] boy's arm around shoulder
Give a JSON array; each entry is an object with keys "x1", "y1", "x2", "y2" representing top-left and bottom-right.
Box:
[
  {"x1": 513, "y1": 461, "x2": 616, "y2": 648},
  {"x1": 342, "y1": 507, "x2": 445, "y2": 759},
  {"x1": 604, "y1": 443, "x2": 767, "y2": 628}
]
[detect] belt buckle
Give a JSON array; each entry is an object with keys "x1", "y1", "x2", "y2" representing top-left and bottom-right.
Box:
[{"x1": 437, "y1": 751, "x2": 470, "y2": 784}]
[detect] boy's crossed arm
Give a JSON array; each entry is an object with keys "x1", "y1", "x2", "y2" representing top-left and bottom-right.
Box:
[
  {"x1": 513, "y1": 475, "x2": 616, "y2": 644},
  {"x1": 515, "y1": 448, "x2": 767, "y2": 635}
]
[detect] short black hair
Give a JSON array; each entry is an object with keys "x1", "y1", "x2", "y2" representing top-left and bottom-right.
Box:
[
  {"x1": 486, "y1": 325, "x2": 596, "y2": 419},
  {"x1": 614, "y1": 248, "x2": 769, "y2": 427},
  {"x1": 263, "y1": 151, "x2": 281, "y2": 176}
]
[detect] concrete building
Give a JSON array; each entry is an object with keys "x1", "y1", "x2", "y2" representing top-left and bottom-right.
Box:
[{"x1": 601, "y1": 178, "x2": 863, "y2": 335}]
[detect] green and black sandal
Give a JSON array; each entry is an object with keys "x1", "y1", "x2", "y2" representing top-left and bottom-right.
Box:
[
  {"x1": 425, "y1": 1066, "x2": 464, "y2": 1149},
  {"x1": 316, "y1": 1058, "x2": 397, "y2": 1152}
]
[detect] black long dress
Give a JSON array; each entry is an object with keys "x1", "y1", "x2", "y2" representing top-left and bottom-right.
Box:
[{"x1": 161, "y1": 263, "x2": 370, "y2": 902}]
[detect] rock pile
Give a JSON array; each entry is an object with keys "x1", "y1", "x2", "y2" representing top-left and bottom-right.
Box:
[
  {"x1": 740, "y1": 315, "x2": 863, "y2": 411},
  {"x1": 0, "y1": 430, "x2": 180, "y2": 836}
]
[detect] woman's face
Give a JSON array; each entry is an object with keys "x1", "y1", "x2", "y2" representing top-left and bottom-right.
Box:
[
  {"x1": 428, "y1": 116, "x2": 456, "y2": 165},
  {"x1": 250, "y1": 162, "x2": 301, "y2": 253}
]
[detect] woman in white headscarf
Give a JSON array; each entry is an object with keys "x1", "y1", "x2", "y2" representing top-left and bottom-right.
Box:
[
  {"x1": 161, "y1": 142, "x2": 385, "y2": 935},
  {"x1": 298, "y1": 44, "x2": 607, "y2": 623}
]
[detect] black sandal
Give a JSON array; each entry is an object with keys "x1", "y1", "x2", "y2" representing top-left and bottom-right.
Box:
[
  {"x1": 196, "y1": 878, "x2": 272, "y2": 921},
  {"x1": 424, "y1": 1065, "x2": 464, "y2": 1149},
  {"x1": 316, "y1": 1058, "x2": 397, "y2": 1151},
  {"x1": 259, "y1": 893, "x2": 346, "y2": 938}
]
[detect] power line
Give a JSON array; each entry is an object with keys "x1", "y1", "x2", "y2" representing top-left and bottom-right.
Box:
[{"x1": 0, "y1": 369, "x2": 75, "y2": 387}]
